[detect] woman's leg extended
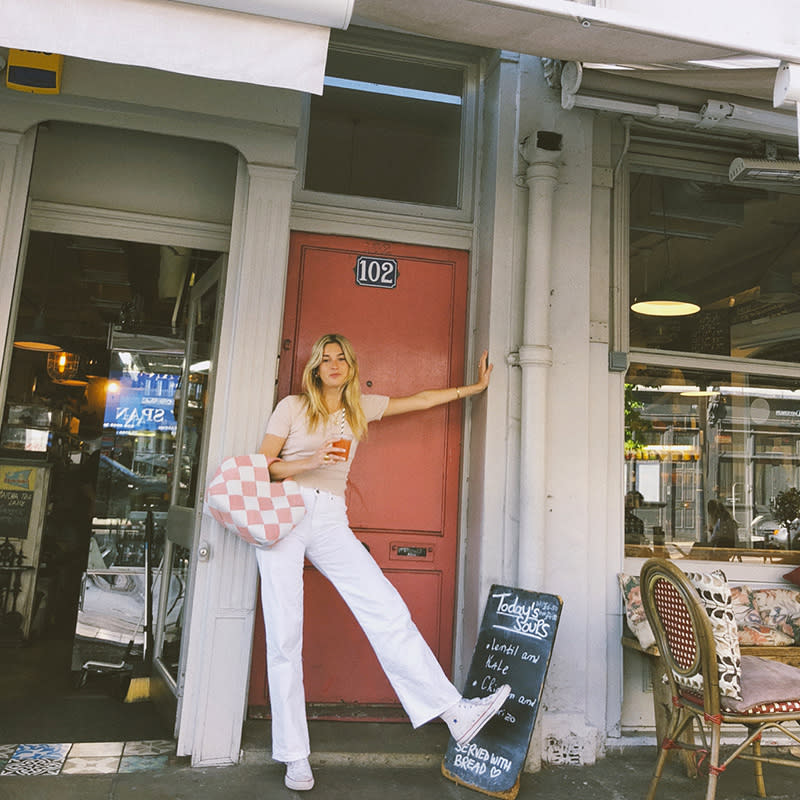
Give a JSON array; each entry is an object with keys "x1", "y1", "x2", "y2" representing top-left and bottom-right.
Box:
[
  {"x1": 255, "y1": 531, "x2": 310, "y2": 762},
  {"x1": 305, "y1": 496, "x2": 461, "y2": 727}
]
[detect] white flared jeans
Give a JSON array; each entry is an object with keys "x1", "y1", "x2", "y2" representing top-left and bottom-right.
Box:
[{"x1": 254, "y1": 487, "x2": 461, "y2": 763}]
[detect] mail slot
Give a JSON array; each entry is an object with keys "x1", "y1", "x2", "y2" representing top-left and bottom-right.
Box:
[{"x1": 390, "y1": 543, "x2": 434, "y2": 562}]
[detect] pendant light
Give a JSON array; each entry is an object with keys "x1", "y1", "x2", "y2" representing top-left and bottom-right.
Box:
[
  {"x1": 631, "y1": 180, "x2": 700, "y2": 317},
  {"x1": 13, "y1": 308, "x2": 63, "y2": 352},
  {"x1": 47, "y1": 351, "x2": 82, "y2": 383}
]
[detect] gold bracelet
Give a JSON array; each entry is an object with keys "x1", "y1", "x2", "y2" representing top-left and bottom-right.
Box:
[{"x1": 456, "y1": 387, "x2": 461, "y2": 399}]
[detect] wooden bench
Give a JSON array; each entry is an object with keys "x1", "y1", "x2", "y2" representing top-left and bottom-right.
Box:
[{"x1": 622, "y1": 635, "x2": 800, "y2": 776}]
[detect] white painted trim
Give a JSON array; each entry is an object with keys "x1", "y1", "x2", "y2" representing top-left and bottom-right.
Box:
[
  {"x1": 629, "y1": 348, "x2": 800, "y2": 381},
  {"x1": 292, "y1": 27, "x2": 481, "y2": 223},
  {"x1": 177, "y1": 157, "x2": 294, "y2": 766},
  {"x1": 27, "y1": 201, "x2": 231, "y2": 251},
  {"x1": 0, "y1": 128, "x2": 36, "y2": 412},
  {"x1": 290, "y1": 202, "x2": 474, "y2": 249}
]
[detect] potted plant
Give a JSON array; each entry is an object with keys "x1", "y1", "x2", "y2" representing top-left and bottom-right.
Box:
[{"x1": 771, "y1": 488, "x2": 800, "y2": 550}]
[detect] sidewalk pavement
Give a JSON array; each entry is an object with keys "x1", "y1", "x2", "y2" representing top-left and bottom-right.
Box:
[{"x1": 1, "y1": 721, "x2": 798, "y2": 800}]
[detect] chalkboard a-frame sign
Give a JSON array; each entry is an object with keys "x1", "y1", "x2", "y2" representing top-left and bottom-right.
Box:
[{"x1": 442, "y1": 585, "x2": 562, "y2": 799}]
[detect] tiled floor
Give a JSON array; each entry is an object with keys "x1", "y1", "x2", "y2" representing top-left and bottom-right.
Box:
[{"x1": 0, "y1": 739, "x2": 175, "y2": 776}]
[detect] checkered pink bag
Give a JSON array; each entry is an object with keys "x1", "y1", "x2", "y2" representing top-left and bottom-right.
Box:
[{"x1": 205, "y1": 454, "x2": 306, "y2": 547}]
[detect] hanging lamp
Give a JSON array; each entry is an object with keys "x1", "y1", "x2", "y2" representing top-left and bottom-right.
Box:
[
  {"x1": 631, "y1": 291, "x2": 701, "y2": 317},
  {"x1": 47, "y1": 351, "x2": 80, "y2": 382},
  {"x1": 631, "y1": 180, "x2": 700, "y2": 317},
  {"x1": 13, "y1": 308, "x2": 63, "y2": 351}
]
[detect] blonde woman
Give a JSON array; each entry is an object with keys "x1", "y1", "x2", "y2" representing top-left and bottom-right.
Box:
[{"x1": 258, "y1": 333, "x2": 509, "y2": 791}]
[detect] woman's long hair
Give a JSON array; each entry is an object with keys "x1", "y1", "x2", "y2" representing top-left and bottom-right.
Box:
[{"x1": 300, "y1": 333, "x2": 368, "y2": 440}]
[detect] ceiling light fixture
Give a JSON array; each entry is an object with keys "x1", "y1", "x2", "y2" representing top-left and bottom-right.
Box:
[
  {"x1": 631, "y1": 181, "x2": 701, "y2": 317},
  {"x1": 13, "y1": 308, "x2": 63, "y2": 352},
  {"x1": 631, "y1": 291, "x2": 701, "y2": 317},
  {"x1": 46, "y1": 351, "x2": 89, "y2": 386},
  {"x1": 47, "y1": 351, "x2": 80, "y2": 382}
]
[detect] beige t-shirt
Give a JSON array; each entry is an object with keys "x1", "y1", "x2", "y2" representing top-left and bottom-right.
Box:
[{"x1": 265, "y1": 394, "x2": 390, "y2": 496}]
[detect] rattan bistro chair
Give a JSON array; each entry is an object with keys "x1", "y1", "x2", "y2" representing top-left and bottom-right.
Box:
[{"x1": 640, "y1": 558, "x2": 800, "y2": 800}]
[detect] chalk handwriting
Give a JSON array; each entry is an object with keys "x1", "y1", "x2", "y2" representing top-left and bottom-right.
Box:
[
  {"x1": 490, "y1": 592, "x2": 552, "y2": 641},
  {"x1": 453, "y1": 742, "x2": 513, "y2": 776}
]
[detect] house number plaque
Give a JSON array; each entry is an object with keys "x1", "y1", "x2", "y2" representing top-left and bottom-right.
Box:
[{"x1": 354, "y1": 256, "x2": 398, "y2": 289}]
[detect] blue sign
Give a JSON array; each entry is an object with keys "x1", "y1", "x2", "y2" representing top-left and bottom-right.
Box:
[{"x1": 103, "y1": 371, "x2": 179, "y2": 433}]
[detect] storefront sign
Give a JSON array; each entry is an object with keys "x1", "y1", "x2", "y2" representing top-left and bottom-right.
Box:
[
  {"x1": 103, "y1": 371, "x2": 179, "y2": 433},
  {"x1": 354, "y1": 256, "x2": 398, "y2": 289},
  {"x1": 442, "y1": 585, "x2": 562, "y2": 799}
]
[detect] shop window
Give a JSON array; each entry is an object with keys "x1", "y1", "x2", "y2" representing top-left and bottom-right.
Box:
[
  {"x1": 303, "y1": 31, "x2": 470, "y2": 208},
  {"x1": 629, "y1": 172, "x2": 800, "y2": 362},
  {"x1": 0, "y1": 231, "x2": 220, "y2": 646},
  {"x1": 626, "y1": 167, "x2": 800, "y2": 564},
  {"x1": 625, "y1": 363, "x2": 800, "y2": 565}
]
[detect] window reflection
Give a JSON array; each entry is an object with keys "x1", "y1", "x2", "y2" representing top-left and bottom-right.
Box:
[
  {"x1": 629, "y1": 173, "x2": 800, "y2": 362},
  {"x1": 624, "y1": 364, "x2": 800, "y2": 564},
  {"x1": 304, "y1": 36, "x2": 465, "y2": 207}
]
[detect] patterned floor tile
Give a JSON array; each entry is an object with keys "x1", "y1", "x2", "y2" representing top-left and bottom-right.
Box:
[
  {"x1": 1, "y1": 758, "x2": 65, "y2": 776},
  {"x1": 9, "y1": 743, "x2": 71, "y2": 760},
  {"x1": 0, "y1": 745, "x2": 18, "y2": 761},
  {"x1": 118, "y1": 754, "x2": 170, "y2": 773},
  {"x1": 61, "y1": 755, "x2": 121, "y2": 775},
  {"x1": 69, "y1": 742, "x2": 124, "y2": 758},
  {"x1": 123, "y1": 739, "x2": 175, "y2": 756}
]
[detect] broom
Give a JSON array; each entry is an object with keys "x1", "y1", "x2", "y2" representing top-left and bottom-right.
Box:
[{"x1": 124, "y1": 509, "x2": 154, "y2": 703}]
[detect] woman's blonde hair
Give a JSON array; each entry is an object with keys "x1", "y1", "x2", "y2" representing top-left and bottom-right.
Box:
[{"x1": 301, "y1": 333, "x2": 368, "y2": 440}]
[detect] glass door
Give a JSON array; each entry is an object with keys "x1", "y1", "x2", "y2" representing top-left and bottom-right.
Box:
[{"x1": 151, "y1": 257, "x2": 224, "y2": 726}]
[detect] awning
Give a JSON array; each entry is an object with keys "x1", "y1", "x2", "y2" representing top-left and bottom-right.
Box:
[
  {"x1": 0, "y1": 0, "x2": 354, "y2": 94},
  {"x1": 171, "y1": 0, "x2": 354, "y2": 28},
  {"x1": 353, "y1": 0, "x2": 799, "y2": 67},
  {"x1": 353, "y1": 0, "x2": 800, "y2": 154}
]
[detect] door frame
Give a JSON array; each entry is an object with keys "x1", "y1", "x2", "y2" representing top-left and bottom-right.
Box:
[
  {"x1": 152, "y1": 256, "x2": 226, "y2": 729},
  {"x1": 288, "y1": 210, "x2": 479, "y2": 681},
  {"x1": 21, "y1": 201, "x2": 231, "y2": 726}
]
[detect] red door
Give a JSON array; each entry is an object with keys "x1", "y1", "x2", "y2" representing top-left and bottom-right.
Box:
[{"x1": 249, "y1": 232, "x2": 468, "y2": 717}]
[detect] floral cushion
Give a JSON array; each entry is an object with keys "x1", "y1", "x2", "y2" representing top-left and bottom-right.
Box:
[
  {"x1": 730, "y1": 585, "x2": 762, "y2": 630},
  {"x1": 751, "y1": 588, "x2": 800, "y2": 644},
  {"x1": 684, "y1": 569, "x2": 742, "y2": 700},
  {"x1": 731, "y1": 585, "x2": 794, "y2": 647},
  {"x1": 618, "y1": 573, "x2": 656, "y2": 650},
  {"x1": 736, "y1": 624, "x2": 795, "y2": 647}
]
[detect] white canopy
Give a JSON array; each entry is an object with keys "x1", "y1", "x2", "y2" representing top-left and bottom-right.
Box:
[
  {"x1": 353, "y1": 0, "x2": 800, "y2": 67},
  {"x1": 0, "y1": 0, "x2": 355, "y2": 94}
]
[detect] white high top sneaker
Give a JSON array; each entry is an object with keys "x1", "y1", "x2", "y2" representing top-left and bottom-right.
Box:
[{"x1": 440, "y1": 684, "x2": 512, "y2": 746}]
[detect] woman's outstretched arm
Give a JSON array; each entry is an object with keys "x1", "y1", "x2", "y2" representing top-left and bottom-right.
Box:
[{"x1": 383, "y1": 350, "x2": 493, "y2": 418}]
